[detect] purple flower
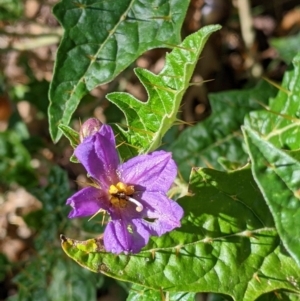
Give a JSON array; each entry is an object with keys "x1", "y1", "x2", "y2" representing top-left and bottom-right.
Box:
[{"x1": 67, "y1": 125, "x2": 184, "y2": 254}]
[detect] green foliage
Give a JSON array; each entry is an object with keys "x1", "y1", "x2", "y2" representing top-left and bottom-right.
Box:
[
  {"x1": 244, "y1": 127, "x2": 300, "y2": 266},
  {"x1": 0, "y1": 0, "x2": 23, "y2": 20},
  {"x1": 11, "y1": 166, "x2": 105, "y2": 300},
  {"x1": 58, "y1": 124, "x2": 80, "y2": 148},
  {"x1": 55, "y1": 10, "x2": 300, "y2": 300},
  {"x1": 48, "y1": 0, "x2": 190, "y2": 142},
  {"x1": 0, "y1": 253, "x2": 9, "y2": 282},
  {"x1": 61, "y1": 167, "x2": 300, "y2": 301},
  {"x1": 271, "y1": 33, "x2": 300, "y2": 63},
  {"x1": 127, "y1": 285, "x2": 196, "y2": 301},
  {"x1": 245, "y1": 53, "x2": 300, "y2": 150},
  {"x1": 0, "y1": 129, "x2": 37, "y2": 187},
  {"x1": 10, "y1": 256, "x2": 102, "y2": 301},
  {"x1": 48, "y1": 260, "x2": 102, "y2": 301},
  {"x1": 58, "y1": 124, "x2": 80, "y2": 162},
  {"x1": 108, "y1": 25, "x2": 221, "y2": 160},
  {"x1": 126, "y1": 285, "x2": 163, "y2": 301},
  {"x1": 3, "y1": 0, "x2": 300, "y2": 299},
  {"x1": 169, "y1": 81, "x2": 277, "y2": 179},
  {"x1": 28, "y1": 166, "x2": 72, "y2": 250},
  {"x1": 243, "y1": 54, "x2": 300, "y2": 267}
]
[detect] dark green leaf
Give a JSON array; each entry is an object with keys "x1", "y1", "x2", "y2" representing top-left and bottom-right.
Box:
[
  {"x1": 11, "y1": 256, "x2": 102, "y2": 301},
  {"x1": 0, "y1": 253, "x2": 9, "y2": 282},
  {"x1": 28, "y1": 166, "x2": 72, "y2": 250},
  {"x1": 271, "y1": 33, "x2": 300, "y2": 63},
  {"x1": 0, "y1": 130, "x2": 37, "y2": 187},
  {"x1": 169, "y1": 81, "x2": 277, "y2": 179},
  {"x1": 0, "y1": 0, "x2": 23, "y2": 20},
  {"x1": 47, "y1": 260, "x2": 101, "y2": 301},
  {"x1": 243, "y1": 126, "x2": 300, "y2": 266},
  {"x1": 48, "y1": 0, "x2": 190, "y2": 142}
]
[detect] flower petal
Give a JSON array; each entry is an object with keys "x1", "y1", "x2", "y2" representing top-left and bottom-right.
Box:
[
  {"x1": 128, "y1": 219, "x2": 151, "y2": 252},
  {"x1": 103, "y1": 209, "x2": 150, "y2": 254},
  {"x1": 75, "y1": 125, "x2": 119, "y2": 185},
  {"x1": 135, "y1": 191, "x2": 183, "y2": 236},
  {"x1": 97, "y1": 124, "x2": 116, "y2": 147},
  {"x1": 103, "y1": 219, "x2": 132, "y2": 254},
  {"x1": 66, "y1": 187, "x2": 109, "y2": 218},
  {"x1": 119, "y1": 151, "x2": 177, "y2": 192}
]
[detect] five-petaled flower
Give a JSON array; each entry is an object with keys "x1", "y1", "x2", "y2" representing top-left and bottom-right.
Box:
[{"x1": 66, "y1": 124, "x2": 184, "y2": 254}]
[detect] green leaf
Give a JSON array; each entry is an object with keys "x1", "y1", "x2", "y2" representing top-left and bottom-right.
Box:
[
  {"x1": 0, "y1": 129, "x2": 37, "y2": 187},
  {"x1": 127, "y1": 284, "x2": 197, "y2": 301},
  {"x1": 48, "y1": 0, "x2": 190, "y2": 142},
  {"x1": 0, "y1": 0, "x2": 23, "y2": 20},
  {"x1": 29, "y1": 166, "x2": 72, "y2": 250},
  {"x1": 58, "y1": 124, "x2": 80, "y2": 162},
  {"x1": 58, "y1": 124, "x2": 80, "y2": 148},
  {"x1": 11, "y1": 253, "x2": 56, "y2": 301},
  {"x1": 11, "y1": 255, "x2": 102, "y2": 301},
  {"x1": 169, "y1": 81, "x2": 277, "y2": 179},
  {"x1": 270, "y1": 33, "x2": 300, "y2": 63},
  {"x1": 48, "y1": 260, "x2": 101, "y2": 301},
  {"x1": 108, "y1": 25, "x2": 221, "y2": 159},
  {"x1": 127, "y1": 285, "x2": 163, "y2": 301},
  {"x1": 61, "y1": 168, "x2": 300, "y2": 301},
  {"x1": 243, "y1": 126, "x2": 300, "y2": 266},
  {"x1": 245, "y1": 53, "x2": 300, "y2": 151},
  {"x1": 0, "y1": 253, "x2": 9, "y2": 282}
]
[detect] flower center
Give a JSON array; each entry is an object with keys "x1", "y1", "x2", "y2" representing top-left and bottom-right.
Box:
[{"x1": 108, "y1": 182, "x2": 143, "y2": 212}]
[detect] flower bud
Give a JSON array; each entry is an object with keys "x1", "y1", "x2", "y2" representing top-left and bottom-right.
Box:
[{"x1": 79, "y1": 118, "x2": 102, "y2": 142}]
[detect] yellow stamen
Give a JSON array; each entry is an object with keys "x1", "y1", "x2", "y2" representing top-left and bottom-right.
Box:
[
  {"x1": 110, "y1": 196, "x2": 120, "y2": 207},
  {"x1": 116, "y1": 182, "x2": 127, "y2": 192},
  {"x1": 108, "y1": 182, "x2": 142, "y2": 212},
  {"x1": 108, "y1": 185, "x2": 119, "y2": 194},
  {"x1": 126, "y1": 185, "x2": 135, "y2": 195}
]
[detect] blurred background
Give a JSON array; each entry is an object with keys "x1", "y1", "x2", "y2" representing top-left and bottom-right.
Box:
[{"x1": 0, "y1": 0, "x2": 300, "y2": 300}]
